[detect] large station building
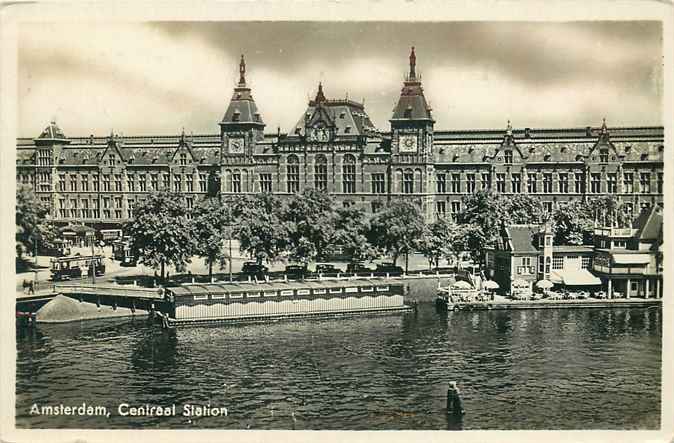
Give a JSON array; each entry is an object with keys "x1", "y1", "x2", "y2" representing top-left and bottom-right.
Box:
[{"x1": 16, "y1": 48, "x2": 665, "y2": 232}]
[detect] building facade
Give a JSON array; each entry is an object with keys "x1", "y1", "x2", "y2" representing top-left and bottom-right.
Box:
[{"x1": 16, "y1": 49, "x2": 665, "y2": 230}]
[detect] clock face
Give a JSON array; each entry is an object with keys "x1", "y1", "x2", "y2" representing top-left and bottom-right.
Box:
[
  {"x1": 310, "y1": 125, "x2": 330, "y2": 142},
  {"x1": 228, "y1": 137, "x2": 244, "y2": 154},
  {"x1": 399, "y1": 135, "x2": 418, "y2": 153}
]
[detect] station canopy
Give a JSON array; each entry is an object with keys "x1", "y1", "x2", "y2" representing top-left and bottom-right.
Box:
[{"x1": 612, "y1": 254, "x2": 651, "y2": 265}]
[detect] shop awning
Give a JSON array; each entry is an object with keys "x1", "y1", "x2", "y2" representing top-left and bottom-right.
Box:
[
  {"x1": 551, "y1": 269, "x2": 601, "y2": 286},
  {"x1": 612, "y1": 254, "x2": 651, "y2": 265}
]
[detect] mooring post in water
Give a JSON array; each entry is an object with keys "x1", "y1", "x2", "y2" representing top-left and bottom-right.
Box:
[{"x1": 446, "y1": 381, "x2": 465, "y2": 416}]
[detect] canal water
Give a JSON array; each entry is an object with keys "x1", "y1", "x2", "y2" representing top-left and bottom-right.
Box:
[{"x1": 16, "y1": 304, "x2": 661, "y2": 430}]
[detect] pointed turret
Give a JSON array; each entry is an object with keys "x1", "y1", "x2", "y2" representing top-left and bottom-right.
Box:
[
  {"x1": 391, "y1": 47, "x2": 434, "y2": 122},
  {"x1": 220, "y1": 54, "x2": 265, "y2": 135},
  {"x1": 35, "y1": 120, "x2": 70, "y2": 146}
]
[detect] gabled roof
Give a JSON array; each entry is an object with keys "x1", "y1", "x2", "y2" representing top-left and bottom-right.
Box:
[
  {"x1": 633, "y1": 207, "x2": 663, "y2": 241},
  {"x1": 505, "y1": 225, "x2": 540, "y2": 253},
  {"x1": 99, "y1": 134, "x2": 126, "y2": 163}
]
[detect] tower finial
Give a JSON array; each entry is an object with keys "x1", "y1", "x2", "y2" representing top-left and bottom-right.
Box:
[
  {"x1": 409, "y1": 46, "x2": 417, "y2": 80},
  {"x1": 239, "y1": 54, "x2": 246, "y2": 86},
  {"x1": 315, "y1": 82, "x2": 326, "y2": 103},
  {"x1": 601, "y1": 117, "x2": 607, "y2": 133},
  {"x1": 506, "y1": 119, "x2": 512, "y2": 135}
]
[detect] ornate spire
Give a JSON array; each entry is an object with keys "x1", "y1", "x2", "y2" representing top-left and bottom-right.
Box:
[
  {"x1": 408, "y1": 46, "x2": 417, "y2": 81},
  {"x1": 315, "y1": 82, "x2": 326, "y2": 104},
  {"x1": 506, "y1": 120, "x2": 512, "y2": 136},
  {"x1": 238, "y1": 54, "x2": 246, "y2": 86},
  {"x1": 601, "y1": 117, "x2": 608, "y2": 134}
]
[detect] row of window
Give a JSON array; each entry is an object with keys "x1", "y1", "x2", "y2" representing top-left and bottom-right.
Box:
[
  {"x1": 437, "y1": 172, "x2": 663, "y2": 195},
  {"x1": 52, "y1": 173, "x2": 210, "y2": 193},
  {"x1": 514, "y1": 255, "x2": 592, "y2": 276},
  {"x1": 55, "y1": 196, "x2": 195, "y2": 220}
]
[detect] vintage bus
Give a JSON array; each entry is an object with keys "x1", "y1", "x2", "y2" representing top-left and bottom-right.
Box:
[{"x1": 112, "y1": 238, "x2": 136, "y2": 266}]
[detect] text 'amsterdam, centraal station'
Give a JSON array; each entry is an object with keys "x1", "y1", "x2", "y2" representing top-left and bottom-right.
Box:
[{"x1": 16, "y1": 48, "x2": 664, "y2": 232}]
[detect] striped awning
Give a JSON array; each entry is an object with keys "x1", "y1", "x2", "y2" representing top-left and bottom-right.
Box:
[
  {"x1": 612, "y1": 254, "x2": 651, "y2": 265},
  {"x1": 551, "y1": 269, "x2": 601, "y2": 286}
]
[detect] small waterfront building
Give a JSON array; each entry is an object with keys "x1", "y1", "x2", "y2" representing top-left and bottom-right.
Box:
[
  {"x1": 485, "y1": 223, "x2": 599, "y2": 295},
  {"x1": 592, "y1": 206, "x2": 663, "y2": 298}
]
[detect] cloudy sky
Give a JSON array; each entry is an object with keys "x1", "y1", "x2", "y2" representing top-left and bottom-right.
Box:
[{"x1": 18, "y1": 21, "x2": 663, "y2": 137}]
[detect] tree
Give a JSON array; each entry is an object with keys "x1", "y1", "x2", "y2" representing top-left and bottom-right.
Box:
[
  {"x1": 417, "y1": 216, "x2": 466, "y2": 270},
  {"x1": 552, "y1": 201, "x2": 594, "y2": 245},
  {"x1": 234, "y1": 193, "x2": 288, "y2": 265},
  {"x1": 459, "y1": 191, "x2": 544, "y2": 267},
  {"x1": 367, "y1": 200, "x2": 425, "y2": 272},
  {"x1": 282, "y1": 189, "x2": 337, "y2": 263},
  {"x1": 334, "y1": 205, "x2": 377, "y2": 263},
  {"x1": 124, "y1": 192, "x2": 196, "y2": 280},
  {"x1": 194, "y1": 198, "x2": 232, "y2": 281},
  {"x1": 16, "y1": 185, "x2": 57, "y2": 259}
]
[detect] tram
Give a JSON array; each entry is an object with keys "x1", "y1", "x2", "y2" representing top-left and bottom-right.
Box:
[{"x1": 50, "y1": 255, "x2": 106, "y2": 281}]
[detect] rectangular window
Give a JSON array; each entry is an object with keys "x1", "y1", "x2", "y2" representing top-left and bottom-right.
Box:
[
  {"x1": 607, "y1": 173, "x2": 617, "y2": 193},
  {"x1": 623, "y1": 173, "x2": 633, "y2": 194},
  {"x1": 372, "y1": 173, "x2": 385, "y2": 194},
  {"x1": 496, "y1": 173, "x2": 506, "y2": 193},
  {"x1": 466, "y1": 174, "x2": 476, "y2": 193},
  {"x1": 174, "y1": 174, "x2": 182, "y2": 192},
  {"x1": 315, "y1": 164, "x2": 328, "y2": 191},
  {"x1": 199, "y1": 174, "x2": 207, "y2": 192},
  {"x1": 114, "y1": 174, "x2": 122, "y2": 192},
  {"x1": 543, "y1": 201, "x2": 553, "y2": 213},
  {"x1": 103, "y1": 198, "x2": 111, "y2": 219},
  {"x1": 287, "y1": 164, "x2": 299, "y2": 193},
  {"x1": 575, "y1": 172, "x2": 584, "y2": 194},
  {"x1": 657, "y1": 172, "x2": 663, "y2": 194},
  {"x1": 127, "y1": 174, "x2": 136, "y2": 192},
  {"x1": 260, "y1": 174, "x2": 272, "y2": 193},
  {"x1": 451, "y1": 174, "x2": 461, "y2": 193},
  {"x1": 527, "y1": 173, "x2": 537, "y2": 193},
  {"x1": 127, "y1": 200, "x2": 134, "y2": 219},
  {"x1": 504, "y1": 150, "x2": 513, "y2": 164},
  {"x1": 69, "y1": 199, "x2": 77, "y2": 218},
  {"x1": 591, "y1": 173, "x2": 601, "y2": 193},
  {"x1": 436, "y1": 201, "x2": 446, "y2": 216},
  {"x1": 481, "y1": 173, "x2": 490, "y2": 190},
  {"x1": 543, "y1": 173, "x2": 553, "y2": 193},
  {"x1": 139, "y1": 175, "x2": 147, "y2": 192},
  {"x1": 58, "y1": 199, "x2": 66, "y2": 218},
  {"x1": 521, "y1": 257, "x2": 531, "y2": 267},
  {"x1": 186, "y1": 197, "x2": 194, "y2": 210},
  {"x1": 93, "y1": 199, "x2": 100, "y2": 218},
  {"x1": 69, "y1": 175, "x2": 77, "y2": 191},
  {"x1": 114, "y1": 197, "x2": 122, "y2": 209},
  {"x1": 436, "y1": 173, "x2": 446, "y2": 193},
  {"x1": 82, "y1": 200, "x2": 90, "y2": 218},
  {"x1": 599, "y1": 150, "x2": 609, "y2": 163},
  {"x1": 552, "y1": 256, "x2": 563, "y2": 270},
  {"x1": 58, "y1": 174, "x2": 66, "y2": 192},
  {"x1": 451, "y1": 201, "x2": 461, "y2": 216},
  {"x1": 232, "y1": 173, "x2": 241, "y2": 193},
  {"x1": 163, "y1": 174, "x2": 170, "y2": 190},
  {"x1": 403, "y1": 172, "x2": 414, "y2": 194},
  {"x1": 186, "y1": 175, "x2": 194, "y2": 192},
  {"x1": 558, "y1": 173, "x2": 568, "y2": 193},
  {"x1": 343, "y1": 164, "x2": 356, "y2": 194},
  {"x1": 102, "y1": 175, "x2": 110, "y2": 192},
  {"x1": 640, "y1": 173, "x2": 651, "y2": 194},
  {"x1": 511, "y1": 173, "x2": 521, "y2": 193}
]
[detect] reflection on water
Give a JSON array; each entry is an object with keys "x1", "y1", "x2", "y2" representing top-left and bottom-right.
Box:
[{"x1": 16, "y1": 305, "x2": 661, "y2": 430}]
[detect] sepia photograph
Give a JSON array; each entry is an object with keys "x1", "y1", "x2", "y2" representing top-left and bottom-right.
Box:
[{"x1": 3, "y1": 1, "x2": 672, "y2": 440}]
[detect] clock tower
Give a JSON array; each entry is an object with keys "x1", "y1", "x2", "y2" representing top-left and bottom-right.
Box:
[
  {"x1": 390, "y1": 46, "x2": 435, "y2": 158},
  {"x1": 390, "y1": 47, "x2": 436, "y2": 221},
  {"x1": 219, "y1": 54, "x2": 266, "y2": 156}
]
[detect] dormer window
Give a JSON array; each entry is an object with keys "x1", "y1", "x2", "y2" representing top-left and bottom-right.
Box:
[
  {"x1": 345, "y1": 126, "x2": 352, "y2": 134},
  {"x1": 600, "y1": 149, "x2": 609, "y2": 163},
  {"x1": 179, "y1": 152, "x2": 188, "y2": 165},
  {"x1": 641, "y1": 153, "x2": 649, "y2": 161},
  {"x1": 254, "y1": 113, "x2": 261, "y2": 122},
  {"x1": 232, "y1": 110, "x2": 240, "y2": 122},
  {"x1": 108, "y1": 154, "x2": 116, "y2": 166},
  {"x1": 128, "y1": 156, "x2": 134, "y2": 164},
  {"x1": 339, "y1": 111, "x2": 346, "y2": 119},
  {"x1": 544, "y1": 154, "x2": 551, "y2": 162},
  {"x1": 404, "y1": 106, "x2": 413, "y2": 118},
  {"x1": 504, "y1": 150, "x2": 513, "y2": 164}
]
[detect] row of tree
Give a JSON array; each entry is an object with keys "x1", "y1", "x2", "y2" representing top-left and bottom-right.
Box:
[
  {"x1": 16, "y1": 186, "x2": 59, "y2": 263},
  {"x1": 122, "y1": 189, "x2": 636, "y2": 280}
]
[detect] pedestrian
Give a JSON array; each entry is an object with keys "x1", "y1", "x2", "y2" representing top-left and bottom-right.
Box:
[
  {"x1": 28, "y1": 280, "x2": 35, "y2": 295},
  {"x1": 446, "y1": 381, "x2": 464, "y2": 416}
]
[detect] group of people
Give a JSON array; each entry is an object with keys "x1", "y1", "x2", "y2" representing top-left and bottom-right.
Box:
[{"x1": 21, "y1": 279, "x2": 35, "y2": 295}]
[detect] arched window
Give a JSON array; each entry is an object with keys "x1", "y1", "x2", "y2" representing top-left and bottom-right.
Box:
[
  {"x1": 403, "y1": 168, "x2": 414, "y2": 194},
  {"x1": 315, "y1": 154, "x2": 327, "y2": 191},
  {"x1": 287, "y1": 155, "x2": 299, "y2": 193},
  {"x1": 342, "y1": 154, "x2": 356, "y2": 194}
]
